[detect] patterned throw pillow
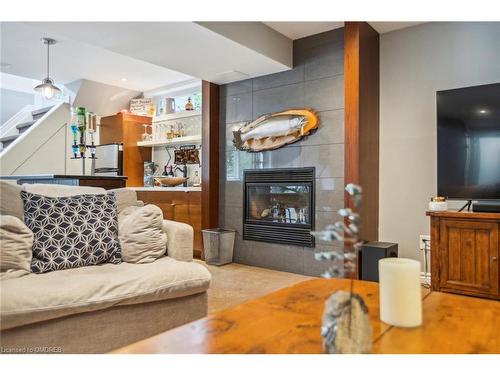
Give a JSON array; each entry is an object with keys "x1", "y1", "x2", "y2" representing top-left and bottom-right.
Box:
[{"x1": 21, "y1": 191, "x2": 122, "y2": 274}]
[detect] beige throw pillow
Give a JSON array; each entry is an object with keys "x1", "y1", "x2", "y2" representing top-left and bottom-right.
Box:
[
  {"x1": 0, "y1": 215, "x2": 33, "y2": 276},
  {"x1": 107, "y1": 188, "x2": 141, "y2": 213},
  {"x1": 119, "y1": 204, "x2": 167, "y2": 263},
  {"x1": 0, "y1": 181, "x2": 24, "y2": 219}
]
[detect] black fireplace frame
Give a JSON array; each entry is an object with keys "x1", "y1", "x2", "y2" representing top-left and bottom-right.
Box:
[{"x1": 243, "y1": 167, "x2": 315, "y2": 247}]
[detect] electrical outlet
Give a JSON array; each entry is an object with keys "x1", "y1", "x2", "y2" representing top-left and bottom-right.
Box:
[{"x1": 419, "y1": 234, "x2": 431, "y2": 250}]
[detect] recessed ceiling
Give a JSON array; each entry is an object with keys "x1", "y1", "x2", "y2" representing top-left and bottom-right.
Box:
[
  {"x1": 0, "y1": 22, "x2": 193, "y2": 91},
  {"x1": 263, "y1": 22, "x2": 344, "y2": 40},
  {"x1": 264, "y1": 21, "x2": 425, "y2": 39},
  {"x1": 1, "y1": 21, "x2": 427, "y2": 91},
  {"x1": 369, "y1": 22, "x2": 425, "y2": 34},
  {"x1": 26, "y1": 22, "x2": 292, "y2": 85}
]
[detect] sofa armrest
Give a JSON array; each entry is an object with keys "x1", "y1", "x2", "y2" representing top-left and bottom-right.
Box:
[{"x1": 162, "y1": 220, "x2": 194, "y2": 262}]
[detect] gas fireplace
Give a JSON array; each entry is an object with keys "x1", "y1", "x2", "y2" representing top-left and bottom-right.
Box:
[{"x1": 243, "y1": 167, "x2": 315, "y2": 247}]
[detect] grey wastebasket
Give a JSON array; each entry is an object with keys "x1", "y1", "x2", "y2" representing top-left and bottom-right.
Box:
[{"x1": 202, "y1": 228, "x2": 236, "y2": 266}]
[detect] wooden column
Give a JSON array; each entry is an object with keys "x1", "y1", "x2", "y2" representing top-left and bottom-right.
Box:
[
  {"x1": 201, "y1": 81, "x2": 220, "y2": 257},
  {"x1": 344, "y1": 22, "x2": 380, "y2": 241}
]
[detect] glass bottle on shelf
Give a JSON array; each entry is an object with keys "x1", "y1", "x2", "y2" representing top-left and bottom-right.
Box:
[
  {"x1": 76, "y1": 107, "x2": 86, "y2": 148},
  {"x1": 87, "y1": 112, "x2": 97, "y2": 154},
  {"x1": 148, "y1": 125, "x2": 153, "y2": 141},
  {"x1": 185, "y1": 97, "x2": 194, "y2": 111},
  {"x1": 70, "y1": 108, "x2": 79, "y2": 145},
  {"x1": 179, "y1": 122, "x2": 186, "y2": 137},
  {"x1": 141, "y1": 124, "x2": 150, "y2": 141},
  {"x1": 167, "y1": 124, "x2": 174, "y2": 140}
]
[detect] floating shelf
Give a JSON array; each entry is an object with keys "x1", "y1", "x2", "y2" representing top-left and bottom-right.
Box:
[
  {"x1": 153, "y1": 109, "x2": 201, "y2": 122},
  {"x1": 137, "y1": 135, "x2": 202, "y2": 147}
]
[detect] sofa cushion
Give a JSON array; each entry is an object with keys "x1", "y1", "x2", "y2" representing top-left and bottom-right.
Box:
[
  {"x1": 107, "y1": 188, "x2": 139, "y2": 213},
  {"x1": 21, "y1": 191, "x2": 121, "y2": 274},
  {"x1": 119, "y1": 205, "x2": 167, "y2": 264},
  {"x1": 0, "y1": 256, "x2": 211, "y2": 330},
  {"x1": 0, "y1": 215, "x2": 33, "y2": 277},
  {"x1": 0, "y1": 181, "x2": 24, "y2": 219}
]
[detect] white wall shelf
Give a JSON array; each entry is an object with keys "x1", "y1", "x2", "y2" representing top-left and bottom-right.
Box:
[
  {"x1": 137, "y1": 135, "x2": 202, "y2": 147},
  {"x1": 153, "y1": 109, "x2": 201, "y2": 122}
]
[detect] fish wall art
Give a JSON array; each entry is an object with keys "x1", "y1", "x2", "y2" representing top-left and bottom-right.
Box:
[{"x1": 232, "y1": 109, "x2": 319, "y2": 152}]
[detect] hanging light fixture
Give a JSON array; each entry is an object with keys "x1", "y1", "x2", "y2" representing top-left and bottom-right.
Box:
[{"x1": 34, "y1": 37, "x2": 61, "y2": 100}]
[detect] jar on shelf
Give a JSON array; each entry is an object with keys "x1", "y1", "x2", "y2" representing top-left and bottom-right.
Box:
[
  {"x1": 429, "y1": 196, "x2": 448, "y2": 211},
  {"x1": 185, "y1": 97, "x2": 194, "y2": 111}
]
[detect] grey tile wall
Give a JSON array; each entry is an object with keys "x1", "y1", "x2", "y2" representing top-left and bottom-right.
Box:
[{"x1": 218, "y1": 28, "x2": 345, "y2": 276}]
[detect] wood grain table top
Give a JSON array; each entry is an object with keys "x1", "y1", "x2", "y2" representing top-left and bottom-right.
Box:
[{"x1": 113, "y1": 278, "x2": 500, "y2": 354}]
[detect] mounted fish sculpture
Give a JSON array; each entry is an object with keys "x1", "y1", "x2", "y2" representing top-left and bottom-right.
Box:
[{"x1": 233, "y1": 109, "x2": 319, "y2": 152}]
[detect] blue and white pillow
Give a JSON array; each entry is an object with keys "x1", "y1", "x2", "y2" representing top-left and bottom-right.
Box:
[{"x1": 21, "y1": 191, "x2": 122, "y2": 274}]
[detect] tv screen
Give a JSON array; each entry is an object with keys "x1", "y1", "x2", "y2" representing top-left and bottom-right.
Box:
[{"x1": 437, "y1": 82, "x2": 500, "y2": 200}]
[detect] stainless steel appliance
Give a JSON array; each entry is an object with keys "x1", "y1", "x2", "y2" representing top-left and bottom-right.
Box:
[{"x1": 92, "y1": 143, "x2": 123, "y2": 176}]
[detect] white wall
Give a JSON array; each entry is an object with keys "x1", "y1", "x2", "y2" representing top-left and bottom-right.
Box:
[
  {"x1": 379, "y1": 22, "x2": 500, "y2": 265},
  {"x1": 0, "y1": 103, "x2": 71, "y2": 175},
  {"x1": 1, "y1": 88, "x2": 35, "y2": 124},
  {"x1": 68, "y1": 79, "x2": 140, "y2": 116}
]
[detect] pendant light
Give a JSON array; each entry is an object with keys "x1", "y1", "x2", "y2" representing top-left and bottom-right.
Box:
[{"x1": 34, "y1": 38, "x2": 61, "y2": 100}]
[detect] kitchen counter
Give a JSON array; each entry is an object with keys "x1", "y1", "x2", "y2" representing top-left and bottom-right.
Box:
[
  {"x1": 0, "y1": 174, "x2": 128, "y2": 180},
  {"x1": 0, "y1": 174, "x2": 128, "y2": 190},
  {"x1": 130, "y1": 186, "x2": 201, "y2": 192}
]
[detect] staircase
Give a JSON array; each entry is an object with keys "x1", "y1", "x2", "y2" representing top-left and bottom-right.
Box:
[{"x1": 0, "y1": 106, "x2": 53, "y2": 150}]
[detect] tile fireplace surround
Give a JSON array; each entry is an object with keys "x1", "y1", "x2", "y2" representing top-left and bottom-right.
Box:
[{"x1": 219, "y1": 28, "x2": 345, "y2": 276}]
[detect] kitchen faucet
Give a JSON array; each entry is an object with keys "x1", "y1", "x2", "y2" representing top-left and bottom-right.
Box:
[{"x1": 174, "y1": 164, "x2": 188, "y2": 187}]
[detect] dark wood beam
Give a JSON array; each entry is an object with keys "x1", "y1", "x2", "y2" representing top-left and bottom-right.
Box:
[
  {"x1": 344, "y1": 22, "x2": 380, "y2": 242},
  {"x1": 201, "y1": 81, "x2": 220, "y2": 258}
]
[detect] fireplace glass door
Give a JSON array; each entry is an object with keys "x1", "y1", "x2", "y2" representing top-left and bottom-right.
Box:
[
  {"x1": 246, "y1": 183, "x2": 312, "y2": 227},
  {"x1": 243, "y1": 167, "x2": 315, "y2": 247}
]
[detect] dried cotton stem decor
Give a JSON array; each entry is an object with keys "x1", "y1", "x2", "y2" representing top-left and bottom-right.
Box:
[{"x1": 311, "y1": 183, "x2": 372, "y2": 354}]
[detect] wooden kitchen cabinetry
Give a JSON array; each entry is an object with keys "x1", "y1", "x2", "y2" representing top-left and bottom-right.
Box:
[
  {"x1": 137, "y1": 190, "x2": 202, "y2": 258},
  {"x1": 427, "y1": 211, "x2": 499, "y2": 300},
  {"x1": 100, "y1": 113, "x2": 152, "y2": 187}
]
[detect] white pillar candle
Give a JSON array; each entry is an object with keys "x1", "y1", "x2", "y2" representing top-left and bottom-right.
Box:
[{"x1": 378, "y1": 258, "x2": 422, "y2": 327}]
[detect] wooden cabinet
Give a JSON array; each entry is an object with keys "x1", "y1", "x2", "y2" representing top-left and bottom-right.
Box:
[
  {"x1": 137, "y1": 190, "x2": 202, "y2": 258},
  {"x1": 428, "y1": 211, "x2": 499, "y2": 300},
  {"x1": 100, "y1": 113, "x2": 152, "y2": 187}
]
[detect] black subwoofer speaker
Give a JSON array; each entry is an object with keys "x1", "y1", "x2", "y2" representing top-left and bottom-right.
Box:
[{"x1": 360, "y1": 242, "x2": 398, "y2": 282}]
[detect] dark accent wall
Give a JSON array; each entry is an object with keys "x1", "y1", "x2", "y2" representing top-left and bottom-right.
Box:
[{"x1": 219, "y1": 29, "x2": 345, "y2": 276}]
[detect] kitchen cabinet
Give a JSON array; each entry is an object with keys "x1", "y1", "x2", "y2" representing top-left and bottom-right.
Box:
[
  {"x1": 427, "y1": 211, "x2": 499, "y2": 300},
  {"x1": 136, "y1": 190, "x2": 202, "y2": 258}
]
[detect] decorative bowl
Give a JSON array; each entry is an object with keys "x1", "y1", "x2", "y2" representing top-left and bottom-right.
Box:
[{"x1": 154, "y1": 177, "x2": 188, "y2": 187}]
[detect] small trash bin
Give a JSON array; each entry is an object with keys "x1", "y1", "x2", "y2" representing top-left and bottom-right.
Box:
[{"x1": 202, "y1": 228, "x2": 236, "y2": 266}]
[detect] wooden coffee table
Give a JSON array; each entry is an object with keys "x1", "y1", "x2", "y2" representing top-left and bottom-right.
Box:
[{"x1": 113, "y1": 279, "x2": 500, "y2": 354}]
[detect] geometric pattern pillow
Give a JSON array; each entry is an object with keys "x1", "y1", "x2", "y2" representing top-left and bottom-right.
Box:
[{"x1": 21, "y1": 191, "x2": 122, "y2": 274}]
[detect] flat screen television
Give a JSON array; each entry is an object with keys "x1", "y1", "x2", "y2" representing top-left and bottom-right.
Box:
[{"x1": 437, "y1": 82, "x2": 500, "y2": 200}]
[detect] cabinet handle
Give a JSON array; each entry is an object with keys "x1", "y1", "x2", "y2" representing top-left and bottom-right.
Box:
[{"x1": 492, "y1": 257, "x2": 498, "y2": 261}]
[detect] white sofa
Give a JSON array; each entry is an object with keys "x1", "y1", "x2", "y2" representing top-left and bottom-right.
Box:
[{"x1": 0, "y1": 183, "x2": 211, "y2": 353}]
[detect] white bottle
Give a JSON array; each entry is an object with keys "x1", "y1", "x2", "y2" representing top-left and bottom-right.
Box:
[{"x1": 192, "y1": 170, "x2": 201, "y2": 187}]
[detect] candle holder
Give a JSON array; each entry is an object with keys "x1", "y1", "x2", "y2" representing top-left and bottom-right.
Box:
[
  {"x1": 312, "y1": 183, "x2": 372, "y2": 354},
  {"x1": 379, "y1": 258, "x2": 422, "y2": 327}
]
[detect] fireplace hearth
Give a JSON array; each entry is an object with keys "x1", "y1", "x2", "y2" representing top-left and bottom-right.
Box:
[{"x1": 243, "y1": 167, "x2": 315, "y2": 247}]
